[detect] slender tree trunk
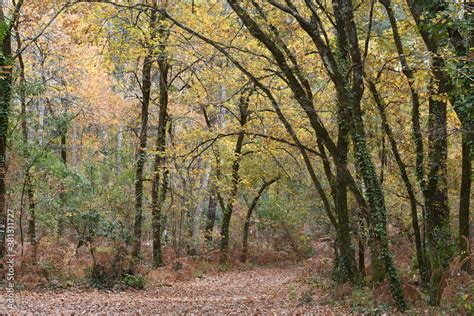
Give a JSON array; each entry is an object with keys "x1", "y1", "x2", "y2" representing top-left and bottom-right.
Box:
[
  {"x1": 220, "y1": 93, "x2": 249, "y2": 262},
  {"x1": 131, "y1": 61, "x2": 151, "y2": 259},
  {"x1": 0, "y1": 6, "x2": 12, "y2": 259},
  {"x1": 57, "y1": 133, "x2": 67, "y2": 236},
  {"x1": 381, "y1": 0, "x2": 432, "y2": 284},
  {"x1": 367, "y1": 79, "x2": 429, "y2": 284},
  {"x1": 15, "y1": 27, "x2": 37, "y2": 254},
  {"x1": 202, "y1": 89, "x2": 224, "y2": 245},
  {"x1": 219, "y1": 134, "x2": 244, "y2": 262},
  {"x1": 333, "y1": 136, "x2": 357, "y2": 281},
  {"x1": 353, "y1": 138, "x2": 384, "y2": 283},
  {"x1": 151, "y1": 52, "x2": 169, "y2": 267},
  {"x1": 241, "y1": 177, "x2": 278, "y2": 262},
  {"x1": 71, "y1": 125, "x2": 78, "y2": 165},
  {"x1": 317, "y1": 137, "x2": 358, "y2": 281},
  {"x1": 132, "y1": 8, "x2": 158, "y2": 259},
  {"x1": 379, "y1": 136, "x2": 386, "y2": 185}
]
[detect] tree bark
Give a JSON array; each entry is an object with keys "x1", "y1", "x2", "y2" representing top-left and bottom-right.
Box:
[
  {"x1": 0, "y1": 3, "x2": 14, "y2": 260},
  {"x1": 205, "y1": 186, "x2": 218, "y2": 242},
  {"x1": 0, "y1": 0, "x2": 23, "y2": 266},
  {"x1": 151, "y1": 37, "x2": 168, "y2": 268},
  {"x1": 57, "y1": 132, "x2": 67, "y2": 236},
  {"x1": 425, "y1": 88, "x2": 452, "y2": 305},
  {"x1": 132, "y1": 8, "x2": 158, "y2": 260},
  {"x1": 219, "y1": 93, "x2": 248, "y2": 262}
]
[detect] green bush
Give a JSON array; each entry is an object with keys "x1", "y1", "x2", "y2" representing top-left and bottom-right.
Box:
[{"x1": 122, "y1": 274, "x2": 145, "y2": 289}]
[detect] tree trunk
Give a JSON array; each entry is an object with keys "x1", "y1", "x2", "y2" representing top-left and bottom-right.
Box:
[
  {"x1": 241, "y1": 177, "x2": 278, "y2": 262},
  {"x1": 57, "y1": 131, "x2": 67, "y2": 236},
  {"x1": 340, "y1": 0, "x2": 405, "y2": 308},
  {"x1": 219, "y1": 134, "x2": 244, "y2": 262},
  {"x1": 425, "y1": 90, "x2": 452, "y2": 305},
  {"x1": 15, "y1": 26, "x2": 37, "y2": 255},
  {"x1": 333, "y1": 104, "x2": 358, "y2": 282},
  {"x1": 151, "y1": 39, "x2": 168, "y2": 268},
  {"x1": 351, "y1": 96, "x2": 405, "y2": 308},
  {"x1": 0, "y1": 7, "x2": 12, "y2": 259},
  {"x1": 132, "y1": 8, "x2": 158, "y2": 260},
  {"x1": 405, "y1": 8, "x2": 466, "y2": 299},
  {"x1": 220, "y1": 92, "x2": 250, "y2": 262},
  {"x1": 381, "y1": 0, "x2": 431, "y2": 284},
  {"x1": 367, "y1": 78, "x2": 429, "y2": 284}
]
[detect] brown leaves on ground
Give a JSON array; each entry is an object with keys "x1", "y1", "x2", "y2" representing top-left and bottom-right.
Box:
[{"x1": 5, "y1": 266, "x2": 346, "y2": 315}]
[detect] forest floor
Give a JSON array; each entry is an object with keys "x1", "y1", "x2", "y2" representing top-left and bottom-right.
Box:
[{"x1": 5, "y1": 265, "x2": 347, "y2": 314}]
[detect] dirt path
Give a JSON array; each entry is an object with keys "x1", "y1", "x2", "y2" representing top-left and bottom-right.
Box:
[{"x1": 5, "y1": 266, "x2": 342, "y2": 314}]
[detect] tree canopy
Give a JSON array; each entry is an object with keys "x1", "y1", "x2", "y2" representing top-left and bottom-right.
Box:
[{"x1": 0, "y1": 0, "x2": 471, "y2": 313}]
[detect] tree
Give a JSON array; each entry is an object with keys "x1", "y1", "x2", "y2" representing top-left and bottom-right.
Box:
[
  {"x1": 219, "y1": 90, "x2": 251, "y2": 262},
  {"x1": 151, "y1": 14, "x2": 169, "y2": 267},
  {"x1": 224, "y1": 1, "x2": 405, "y2": 308},
  {"x1": 131, "y1": 4, "x2": 158, "y2": 260},
  {"x1": 15, "y1": 20, "x2": 38, "y2": 255},
  {"x1": 0, "y1": 0, "x2": 23, "y2": 261},
  {"x1": 405, "y1": 1, "x2": 472, "y2": 302}
]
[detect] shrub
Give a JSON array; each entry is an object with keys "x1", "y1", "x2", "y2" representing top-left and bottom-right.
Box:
[
  {"x1": 86, "y1": 264, "x2": 117, "y2": 289},
  {"x1": 122, "y1": 274, "x2": 145, "y2": 289}
]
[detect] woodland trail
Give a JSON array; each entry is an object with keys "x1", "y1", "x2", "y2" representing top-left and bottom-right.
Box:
[{"x1": 6, "y1": 266, "x2": 344, "y2": 315}]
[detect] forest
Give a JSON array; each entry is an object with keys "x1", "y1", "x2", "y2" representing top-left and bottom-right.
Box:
[{"x1": 0, "y1": 0, "x2": 472, "y2": 314}]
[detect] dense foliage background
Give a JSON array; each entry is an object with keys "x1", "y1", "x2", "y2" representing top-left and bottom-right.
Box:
[{"x1": 0, "y1": 0, "x2": 471, "y2": 313}]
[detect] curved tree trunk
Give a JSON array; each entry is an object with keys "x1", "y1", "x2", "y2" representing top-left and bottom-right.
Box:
[
  {"x1": 367, "y1": 78, "x2": 429, "y2": 284},
  {"x1": 381, "y1": 0, "x2": 430, "y2": 284}
]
